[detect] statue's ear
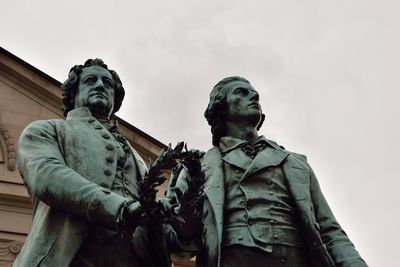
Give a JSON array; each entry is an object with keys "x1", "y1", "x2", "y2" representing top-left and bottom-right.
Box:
[{"x1": 257, "y1": 113, "x2": 266, "y2": 131}]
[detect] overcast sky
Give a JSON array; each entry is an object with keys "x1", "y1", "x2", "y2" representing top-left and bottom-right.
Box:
[{"x1": 2, "y1": 1, "x2": 399, "y2": 265}]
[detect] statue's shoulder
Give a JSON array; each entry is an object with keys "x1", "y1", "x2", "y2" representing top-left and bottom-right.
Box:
[
  {"x1": 267, "y1": 138, "x2": 308, "y2": 162},
  {"x1": 24, "y1": 119, "x2": 64, "y2": 132},
  {"x1": 203, "y1": 146, "x2": 220, "y2": 157},
  {"x1": 198, "y1": 147, "x2": 219, "y2": 166}
]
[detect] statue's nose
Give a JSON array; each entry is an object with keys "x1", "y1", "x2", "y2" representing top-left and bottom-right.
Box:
[
  {"x1": 249, "y1": 91, "x2": 259, "y2": 102},
  {"x1": 94, "y1": 80, "x2": 105, "y2": 90}
]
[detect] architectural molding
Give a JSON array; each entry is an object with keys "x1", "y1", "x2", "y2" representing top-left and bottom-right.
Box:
[
  {"x1": 0, "y1": 125, "x2": 16, "y2": 171},
  {"x1": 0, "y1": 239, "x2": 22, "y2": 263}
]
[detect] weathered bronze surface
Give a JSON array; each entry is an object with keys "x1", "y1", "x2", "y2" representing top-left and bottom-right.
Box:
[
  {"x1": 169, "y1": 76, "x2": 368, "y2": 267},
  {"x1": 14, "y1": 59, "x2": 171, "y2": 267}
]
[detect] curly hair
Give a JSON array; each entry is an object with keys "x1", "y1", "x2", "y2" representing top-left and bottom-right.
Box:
[
  {"x1": 61, "y1": 58, "x2": 125, "y2": 117},
  {"x1": 204, "y1": 76, "x2": 265, "y2": 146}
]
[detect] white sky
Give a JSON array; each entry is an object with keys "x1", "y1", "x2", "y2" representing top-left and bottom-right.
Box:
[{"x1": 2, "y1": 1, "x2": 399, "y2": 265}]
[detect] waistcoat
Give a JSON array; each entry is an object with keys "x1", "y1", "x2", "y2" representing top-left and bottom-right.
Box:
[{"x1": 220, "y1": 137, "x2": 305, "y2": 253}]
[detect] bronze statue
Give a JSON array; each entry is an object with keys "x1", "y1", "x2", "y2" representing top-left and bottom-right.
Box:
[
  {"x1": 14, "y1": 59, "x2": 171, "y2": 267},
  {"x1": 169, "y1": 76, "x2": 367, "y2": 267}
]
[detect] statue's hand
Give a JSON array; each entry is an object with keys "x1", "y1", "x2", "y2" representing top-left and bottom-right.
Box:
[
  {"x1": 124, "y1": 199, "x2": 184, "y2": 229},
  {"x1": 156, "y1": 198, "x2": 185, "y2": 225},
  {"x1": 124, "y1": 201, "x2": 154, "y2": 227},
  {"x1": 170, "y1": 196, "x2": 204, "y2": 240}
]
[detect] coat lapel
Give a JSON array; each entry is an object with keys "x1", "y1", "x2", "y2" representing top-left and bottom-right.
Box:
[
  {"x1": 222, "y1": 148, "x2": 252, "y2": 170},
  {"x1": 242, "y1": 147, "x2": 289, "y2": 179},
  {"x1": 201, "y1": 147, "x2": 225, "y2": 244}
]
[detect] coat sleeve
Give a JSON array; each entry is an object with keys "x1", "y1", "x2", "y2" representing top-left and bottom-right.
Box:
[
  {"x1": 17, "y1": 120, "x2": 127, "y2": 229},
  {"x1": 308, "y1": 163, "x2": 368, "y2": 267}
]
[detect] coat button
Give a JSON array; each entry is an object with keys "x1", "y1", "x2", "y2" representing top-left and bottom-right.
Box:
[
  {"x1": 102, "y1": 133, "x2": 110, "y2": 139},
  {"x1": 104, "y1": 169, "x2": 112, "y2": 176},
  {"x1": 106, "y1": 156, "x2": 114, "y2": 163},
  {"x1": 106, "y1": 144, "x2": 114, "y2": 150},
  {"x1": 102, "y1": 188, "x2": 111, "y2": 194},
  {"x1": 273, "y1": 234, "x2": 279, "y2": 240},
  {"x1": 234, "y1": 169, "x2": 240, "y2": 173},
  {"x1": 94, "y1": 125, "x2": 102, "y2": 130},
  {"x1": 88, "y1": 118, "x2": 95, "y2": 123}
]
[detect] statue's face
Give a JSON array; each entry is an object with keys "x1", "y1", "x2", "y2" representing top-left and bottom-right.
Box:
[
  {"x1": 224, "y1": 81, "x2": 262, "y2": 126},
  {"x1": 75, "y1": 65, "x2": 115, "y2": 118}
]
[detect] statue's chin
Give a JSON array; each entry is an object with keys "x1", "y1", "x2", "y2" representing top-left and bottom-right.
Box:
[
  {"x1": 87, "y1": 102, "x2": 112, "y2": 118},
  {"x1": 240, "y1": 112, "x2": 263, "y2": 128}
]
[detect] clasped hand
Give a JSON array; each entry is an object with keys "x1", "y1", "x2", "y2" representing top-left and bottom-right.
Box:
[{"x1": 123, "y1": 198, "x2": 182, "y2": 228}]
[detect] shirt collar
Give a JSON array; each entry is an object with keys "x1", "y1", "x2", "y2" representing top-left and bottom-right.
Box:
[
  {"x1": 66, "y1": 107, "x2": 93, "y2": 120},
  {"x1": 219, "y1": 135, "x2": 270, "y2": 154},
  {"x1": 66, "y1": 107, "x2": 117, "y2": 125}
]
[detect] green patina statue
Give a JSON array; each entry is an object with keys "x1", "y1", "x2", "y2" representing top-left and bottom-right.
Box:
[
  {"x1": 14, "y1": 59, "x2": 368, "y2": 267},
  {"x1": 168, "y1": 76, "x2": 368, "y2": 267},
  {"x1": 14, "y1": 59, "x2": 172, "y2": 267}
]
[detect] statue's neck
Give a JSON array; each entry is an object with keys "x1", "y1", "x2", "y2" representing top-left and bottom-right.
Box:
[{"x1": 225, "y1": 121, "x2": 258, "y2": 143}]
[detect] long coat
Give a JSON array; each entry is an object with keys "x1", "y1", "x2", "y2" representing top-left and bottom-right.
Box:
[
  {"x1": 193, "y1": 140, "x2": 367, "y2": 267},
  {"x1": 14, "y1": 107, "x2": 169, "y2": 267}
]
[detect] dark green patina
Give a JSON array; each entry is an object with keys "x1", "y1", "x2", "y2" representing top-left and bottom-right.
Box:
[
  {"x1": 169, "y1": 76, "x2": 368, "y2": 267},
  {"x1": 14, "y1": 59, "x2": 170, "y2": 267}
]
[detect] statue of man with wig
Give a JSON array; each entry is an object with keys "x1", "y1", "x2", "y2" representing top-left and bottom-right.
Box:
[
  {"x1": 14, "y1": 59, "x2": 170, "y2": 267},
  {"x1": 170, "y1": 76, "x2": 367, "y2": 267}
]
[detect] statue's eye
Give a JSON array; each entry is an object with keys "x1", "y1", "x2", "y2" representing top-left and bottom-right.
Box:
[
  {"x1": 103, "y1": 78, "x2": 114, "y2": 88},
  {"x1": 84, "y1": 76, "x2": 96, "y2": 84},
  {"x1": 235, "y1": 88, "x2": 248, "y2": 96}
]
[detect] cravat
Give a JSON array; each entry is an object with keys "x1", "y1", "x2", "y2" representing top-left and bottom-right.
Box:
[{"x1": 240, "y1": 141, "x2": 269, "y2": 159}]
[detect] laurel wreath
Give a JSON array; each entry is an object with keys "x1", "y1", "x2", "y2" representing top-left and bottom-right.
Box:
[{"x1": 137, "y1": 142, "x2": 205, "y2": 225}]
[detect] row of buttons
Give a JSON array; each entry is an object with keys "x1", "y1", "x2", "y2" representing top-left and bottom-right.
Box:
[
  {"x1": 89, "y1": 118, "x2": 134, "y2": 198},
  {"x1": 89, "y1": 118, "x2": 114, "y2": 177}
]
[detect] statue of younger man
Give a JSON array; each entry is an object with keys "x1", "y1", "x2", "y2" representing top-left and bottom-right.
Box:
[
  {"x1": 14, "y1": 59, "x2": 170, "y2": 267},
  {"x1": 171, "y1": 76, "x2": 367, "y2": 267}
]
